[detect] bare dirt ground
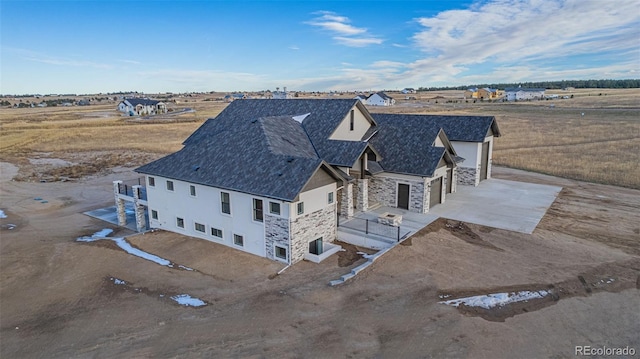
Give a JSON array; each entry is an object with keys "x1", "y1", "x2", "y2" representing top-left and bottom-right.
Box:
[{"x1": 1, "y1": 162, "x2": 638, "y2": 358}]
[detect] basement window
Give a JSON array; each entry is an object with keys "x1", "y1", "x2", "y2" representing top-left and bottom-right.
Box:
[
  {"x1": 151, "y1": 210, "x2": 158, "y2": 220},
  {"x1": 211, "y1": 227, "x2": 223, "y2": 238},
  {"x1": 176, "y1": 217, "x2": 184, "y2": 228},
  {"x1": 195, "y1": 222, "x2": 205, "y2": 233},
  {"x1": 234, "y1": 234, "x2": 244, "y2": 247},
  {"x1": 275, "y1": 245, "x2": 288, "y2": 261}
]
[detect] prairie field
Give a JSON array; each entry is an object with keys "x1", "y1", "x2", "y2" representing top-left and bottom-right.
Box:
[{"x1": 0, "y1": 88, "x2": 639, "y2": 188}]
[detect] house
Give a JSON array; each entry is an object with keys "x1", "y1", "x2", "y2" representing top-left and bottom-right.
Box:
[
  {"x1": 135, "y1": 99, "x2": 499, "y2": 264},
  {"x1": 464, "y1": 88, "x2": 479, "y2": 99},
  {"x1": 505, "y1": 88, "x2": 546, "y2": 101},
  {"x1": 401, "y1": 88, "x2": 416, "y2": 94},
  {"x1": 477, "y1": 88, "x2": 502, "y2": 100},
  {"x1": 117, "y1": 98, "x2": 166, "y2": 116},
  {"x1": 272, "y1": 87, "x2": 292, "y2": 99},
  {"x1": 371, "y1": 114, "x2": 501, "y2": 186},
  {"x1": 224, "y1": 93, "x2": 247, "y2": 102},
  {"x1": 366, "y1": 92, "x2": 395, "y2": 106},
  {"x1": 353, "y1": 94, "x2": 368, "y2": 104}
]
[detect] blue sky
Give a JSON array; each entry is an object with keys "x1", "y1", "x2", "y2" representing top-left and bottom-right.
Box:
[{"x1": 1, "y1": 0, "x2": 639, "y2": 94}]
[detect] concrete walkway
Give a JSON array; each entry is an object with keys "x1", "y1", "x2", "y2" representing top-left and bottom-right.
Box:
[{"x1": 429, "y1": 178, "x2": 562, "y2": 234}]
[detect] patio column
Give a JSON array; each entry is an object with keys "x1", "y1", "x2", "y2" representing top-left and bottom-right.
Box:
[
  {"x1": 340, "y1": 183, "x2": 354, "y2": 219},
  {"x1": 357, "y1": 178, "x2": 369, "y2": 211},
  {"x1": 132, "y1": 185, "x2": 146, "y2": 232},
  {"x1": 113, "y1": 180, "x2": 127, "y2": 226}
]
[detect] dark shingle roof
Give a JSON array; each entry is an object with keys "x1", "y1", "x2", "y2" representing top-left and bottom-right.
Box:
[
  {"x1": 369, "y1": 92, "x2": 393, "y2": 100},
  {"x1": 371, "y1": 113, "x2": 500, "y2": 143},
  {"x1": 368, "y1": 115, "x2": 446, "y2": 177},
  {"x1": 136, "y1": 113, "x2": 324, "y2": 201},
  {"x1": 124, "y1": 98, "x2": 161, "y2": 106},
  {"x1": 185, "y1": 99, "x2": 373, "y2": 167},
  {"x1": 504, "y1": 88, "x2": 546, "y2": 92}
]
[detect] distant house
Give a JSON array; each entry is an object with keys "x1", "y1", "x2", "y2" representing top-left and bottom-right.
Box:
[
  {"x1": 353, "y1": 94, "x2": 368, "y2": 104},
  {"x1": 224, "y1": 93, "x2": 246, "y2": 103},
  {"x1": 464, "y1": 88, "x2": 479, "y2": 99},
  {"x1": 272, "y1": 87, "x2": 292, "y2": 99},
  {"x1": 134, "y1": 99, "x2": 501, "y2": 264},
  {"x1": 477, "y1": 88, "x2": 502, "y2": 100},
  {"x1": 401, "y1": 88, "x2": 416, "y2": 94},
  {"x1": 505, "y1": 88, "x2": 545, "y2": 101},
  {"x1": 118, "y1": 98, "x2": 166, "y2": 116},
  {"x1": 366, "y1": 92, "x2": 395, "y2": 106}
]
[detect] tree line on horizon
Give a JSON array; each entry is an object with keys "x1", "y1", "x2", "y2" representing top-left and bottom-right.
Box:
[{"x1": 417, "y1": 79, "x2": 640, "y2": 91}]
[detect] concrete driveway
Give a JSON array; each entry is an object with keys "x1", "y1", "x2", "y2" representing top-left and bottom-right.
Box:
[{"x1": 428, "y1": 178, "x2": 562, "y2": 234}]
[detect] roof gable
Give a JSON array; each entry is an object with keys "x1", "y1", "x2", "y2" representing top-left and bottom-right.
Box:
[{"x1": 372, "y1": 113, "x2": 500, "y2": 142}]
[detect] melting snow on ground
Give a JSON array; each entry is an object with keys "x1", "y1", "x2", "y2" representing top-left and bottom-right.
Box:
[
  {"x1": 171, "y1": 294, "x2": 206, "y2": 307},
  {"x1": 110, "y1": 277, "x2": 127, "y2": 285},
  {"x1": 77, "y1": 229, "x2": 171, "y2": 267},
  {"x1": 0, "y1": 210, "x2": 7, "y2": 219},
  {"x1": 357, "y1": 251, "x2": 376, "y2": 259},
  {"x1": 439, "y1": 290, "x2": 550, "y2": 309}
]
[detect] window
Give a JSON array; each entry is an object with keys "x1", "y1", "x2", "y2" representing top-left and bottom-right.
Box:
[
  {"x1": 275, "y1": 246, "x2": 287, "y2": 260},
  {"x1": 233, "y1": 234, "x2": 244, "y2": 246},
  {"x1": 297, "y1": 202, "x2": 304, "y2": 215},
  {"x1": 176, "y1": 217, "x2": 184, "y2": 228},
  {"x1": 269, "y1": 202, "x2": 281, "y2": 215},
  {"x1": 309, "y1": 238, "x2": 323, "y2": 255},
  {"x1": 328, "y1": 192, "x2": 334, "y2": 204},
  {"x1": 221, "y1": 192, "x2": 230, "y2": 214},
  {"x1": 166, "y1": 180, "x2": 174, "y2": 191},
  {"x1": 349, "y1": 109, "x2": 354, "y2": 131},
  {"x1": 151, "y1": 210, "x2": 158, "y2": 220},
  {"x1": 190, "y1": 185, "x2": 196, "y2": 196},
  {"x1": 148, "y1": 177, "x2": 155, "y2": 187},
  {"x1": 253, "y1": 198, "x2": 263, "y2": 222},
  {"x1": 195, "y1": 222, "x2": 205, "y2": 233},
  {"x1": 211, "y1": 227, "x2": 223, "y2": 238}
]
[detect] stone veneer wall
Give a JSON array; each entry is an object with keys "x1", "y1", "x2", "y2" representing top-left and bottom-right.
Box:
[
  {"x1": 457, "y1": 167, "x2": 478, "y2": 186},
  {"x1": 356, "y1": 178, "x2": 369, "y2": 211},
  {"x1": 369, "y1": 176, "x2": 428, "y2": 213},
  {"x1": 289, "y1": 205, "x2": 337, "y2": 264},
  {"x1": 264, "y1": 214, "x2": 290, "y2": 262},
  {"x1": 340, "y1": 183, "x2": 354, "y2": 219}
]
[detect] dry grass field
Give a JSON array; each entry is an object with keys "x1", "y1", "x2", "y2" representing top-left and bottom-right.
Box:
[{"x1": 1, "y1": 88, "x2": 638, "y2": 188}]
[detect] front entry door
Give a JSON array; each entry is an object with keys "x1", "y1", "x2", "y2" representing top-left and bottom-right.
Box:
[{"x1": 397, "y1": 183, "x2": 410, "y2": 209}]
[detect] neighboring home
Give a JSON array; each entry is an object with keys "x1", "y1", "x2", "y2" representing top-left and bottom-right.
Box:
[
  {"x1": 136, "y1": 99, "x2": 499, "y2": 264},
  {"x1": 505, "y1": 88, "x2": 546, "y2": 101},
  {"x1": 366, "y1": 92, "x2": 395, "y2": 106},
  {"x1": 118, "y1": 98, "x2": 166, "y2": 116},
  {"x1": 464, "y1": 88, "x2": 479, "y2": 99},
  {"x1": 224, "y1": 93, "x2": 247, "y2": 102},
  {"x1": 401, "y1": 88, "x2": 416, "y2": 94},
  {"x1": 353, "y1": 94, "x2": 368, "y2": 104},
  {"x1": 272, "y1": 87, "x2": 292, "y2": 99},
  {"x1": 477, "y1": 88, "x2": 502, "y2": 100}
]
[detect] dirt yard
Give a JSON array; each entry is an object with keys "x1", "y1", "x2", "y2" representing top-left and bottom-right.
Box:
[{"x1": 0, "y1": 161, "x2": 638, "y2": 358}]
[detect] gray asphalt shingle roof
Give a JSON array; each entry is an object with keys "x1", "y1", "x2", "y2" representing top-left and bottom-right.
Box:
[
  {"x1": 124, "y1": 98, "x2": 161, "y2": 106},
  {"x1": 371, "y1": 113, "x2": 500, "y2": 142},
  {"x1": 368, "y1": 115, "x2": 447, "y2": 177},
  {"x1": 136, "y1": 113, "x2": 323, "y2": 202}
]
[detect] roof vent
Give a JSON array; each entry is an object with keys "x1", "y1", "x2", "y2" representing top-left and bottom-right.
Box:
[
  {"x1": 251, "y1": 119, "x2": 258, "y2": 123},
  {"x1": 192, "y1": 165, "x2": 200, "y2": 171},
  {"x1": 286, "y1": 157, "x2": 295, "y2": 163},
  {"x1": 277, "y1": 172, "x2": 283, "y2": 176}
]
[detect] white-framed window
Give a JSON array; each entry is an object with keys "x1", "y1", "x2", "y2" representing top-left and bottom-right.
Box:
[
  {"x1": 328, "y1": 192, "x2": 334, "y2": 204},
  {"x1": 221, "y1": 192, "x2": 231, "y2": 214},
  {"x1": 148, "y1": 176, "x2": 155, "y2": 187},
  {"x1": 166, "y1": 180, "x2": 174, "y2": 191},
  {"x1": 195, "y1": 222, "x2": 205, "y2": 233},
  {"x1": 269, "y1": 201, "x2": 281, "y2": 215},
  {"x1": 275, "y1": 245, "x2": 288, "y2": 261},
  {"x1": 151, "y1": 209, "x2": 158, "y2": 220},
  {"x1": 211, "y1": 227, "x2": 223, "y2": 238},
  {"x1": 297, "y1": 202, "x2": 304, "y2": 215},
  {"x1": 190, "y1": 185, "x2": 196, "y2": 196},
  {"x1": 349, "y1": 109, "x2": 354, "y2": 131},
  {"x1": 176, "y1": 217, "x2": 184, "y2": 228},
  {"x1": 233, "y1": 234, "x2": 244, "y2": 247},
  {"x1": 253, "y1": 198, "x2": 263, "y2": 222}
]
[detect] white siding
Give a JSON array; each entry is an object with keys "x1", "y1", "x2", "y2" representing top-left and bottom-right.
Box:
[
  {"x1": 329, "y1": 106, "x2": 372, "y2": 141},
  {"x1": 145, "y1": 175, "x2": 290, "y2": 258},
  {"x1": 290, "y1": 183, "x2": 337, "y2": 220},
  {"x1": 451, "y1": 141, "x2": 481, "y2": 169}
]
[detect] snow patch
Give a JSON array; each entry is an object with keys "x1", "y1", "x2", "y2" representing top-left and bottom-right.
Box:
[
  {"x1": 0, "y1": 210, "x2": 7, "y2": 219},
  {"x1": 357, "y1": 251, "x2": 376, "y2": 259},
  {"x1": 77, "y1": 229, "x2": 171, "y2": 266},
  {"x1": 440, "y1": 290, "x2": 550, "y2": 309},
  {"x1": 171, "y1": 294, "x2": 206, "y2": 307},
  {"x1": 110, "y1": 277, "x2": 127, "y2": 285}
]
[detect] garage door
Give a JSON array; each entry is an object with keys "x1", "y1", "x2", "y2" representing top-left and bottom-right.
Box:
[{"x1": 430, "y1": 177, "x2": 442, "y2": 207}]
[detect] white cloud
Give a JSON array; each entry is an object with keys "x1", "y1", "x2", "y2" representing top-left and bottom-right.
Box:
[
  {"x1": 307, "y1": 11, "x2": 383, "y2": 47},
  {"x1": 6, "y1": 47, "x2": 113, "y2": 69}
]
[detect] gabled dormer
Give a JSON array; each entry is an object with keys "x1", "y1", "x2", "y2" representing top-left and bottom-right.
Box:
[{"x1": 328, "y1": 102, "x2": 376, "y2": 142}]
